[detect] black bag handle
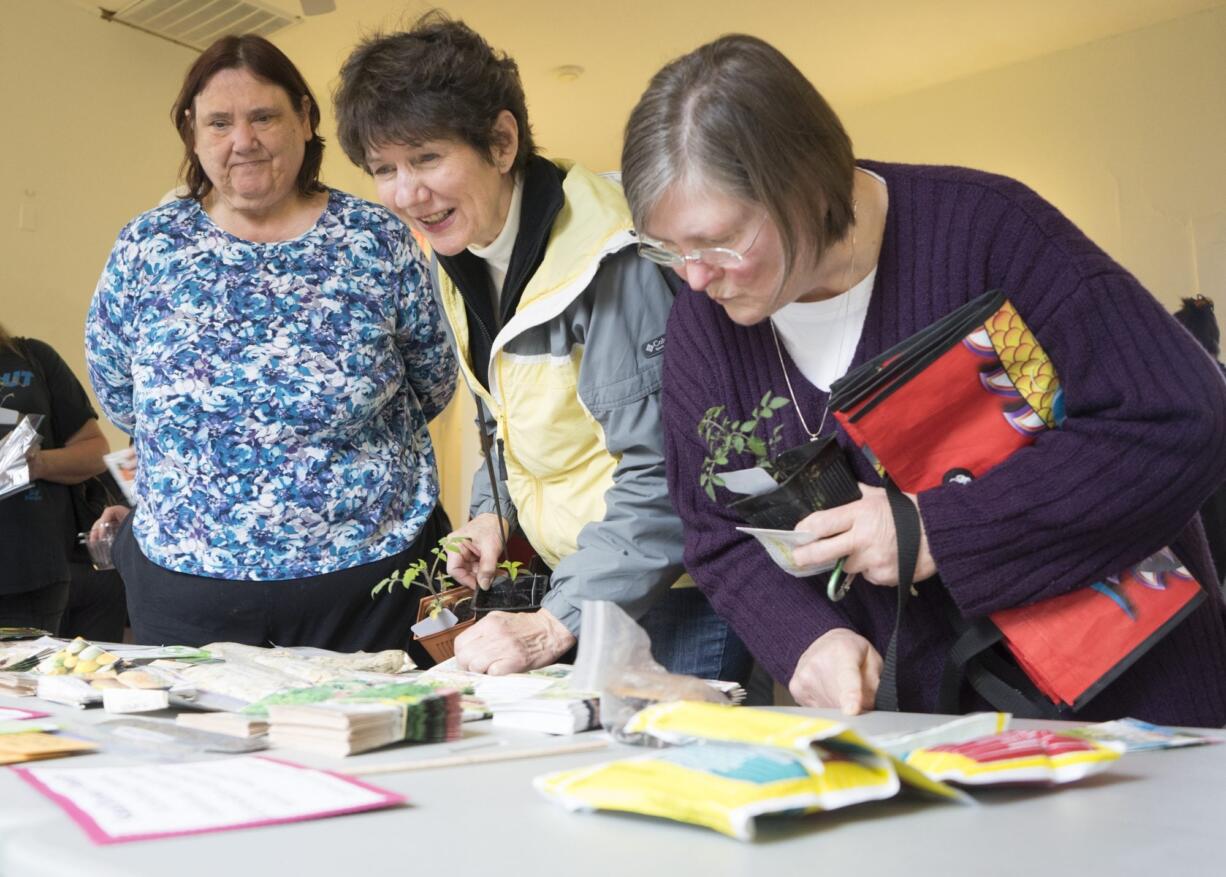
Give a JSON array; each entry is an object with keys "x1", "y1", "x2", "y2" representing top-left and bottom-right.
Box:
[{"x1": 939, "y1": 616, "x2": 1064, "y2": 719}]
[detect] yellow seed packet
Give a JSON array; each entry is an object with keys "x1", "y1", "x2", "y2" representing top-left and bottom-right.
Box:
[
  {"x1": 535, "y1": 702, "x2": 969, "y2": 840},
  {"x1": 904, "y1": 729, "x2": 1122, "y2": 785}
]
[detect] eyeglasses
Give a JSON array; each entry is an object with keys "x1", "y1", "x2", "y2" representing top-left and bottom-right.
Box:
[{"x1": 636, "y1": 215, "x2": 768, "y2": 270}]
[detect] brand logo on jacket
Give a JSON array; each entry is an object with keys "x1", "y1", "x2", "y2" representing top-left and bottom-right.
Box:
[{"x1": 642, "y1": 335, "x2": 665, "y2": 358}]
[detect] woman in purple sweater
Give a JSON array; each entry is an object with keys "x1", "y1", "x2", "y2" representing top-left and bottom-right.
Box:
[{"x1": 620, "y1": 34, "x2": 1226, "y2": 726}]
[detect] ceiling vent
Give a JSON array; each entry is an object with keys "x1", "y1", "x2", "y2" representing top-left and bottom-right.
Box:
[{"x1": 99, "y1": 0, "x2": 302, "y2": 51}]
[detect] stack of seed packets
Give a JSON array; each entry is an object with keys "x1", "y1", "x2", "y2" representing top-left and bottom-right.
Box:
[
  {"x1": 0, "y1": 707, "x2": 96, "y2": 765},
  {"x1": 0, "y1": 733, "x2": 96, "y2": 766},
  {"x1": 265, "y1": 682, "x2": 461, "y2": 757}
]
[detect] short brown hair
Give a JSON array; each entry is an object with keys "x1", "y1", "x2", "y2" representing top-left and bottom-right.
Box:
[
  {"x1": 622, "y1": 34, "x2": 855, "y2": 274},
  {"x1": 0, "y1": 323, "x2": 16, "y2": 356},
  {"x1": 333, "y1": 12, "x2": 536, "y2": 174},
  {"x1": 171, "y1": 34, "x2": 325, "y2": 201}
]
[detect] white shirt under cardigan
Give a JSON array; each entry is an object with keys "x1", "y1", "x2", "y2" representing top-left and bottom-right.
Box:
[{"x1": 771, "y1": 168, "x2": 886, "y2": 391}]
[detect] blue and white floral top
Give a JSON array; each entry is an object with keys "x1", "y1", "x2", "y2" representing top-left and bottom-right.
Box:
[{"x1": 86, "y1": 190, "x2": 457, "y2": 580}]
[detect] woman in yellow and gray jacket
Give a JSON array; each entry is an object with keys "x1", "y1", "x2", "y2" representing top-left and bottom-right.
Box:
[{"x1": 335, "y1": 15, "x2": 752, "y2": 679}]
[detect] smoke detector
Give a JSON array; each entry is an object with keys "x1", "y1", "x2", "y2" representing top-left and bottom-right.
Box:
[{"x1": 551, "y1": 65, "x2": 585, "y2": 83}]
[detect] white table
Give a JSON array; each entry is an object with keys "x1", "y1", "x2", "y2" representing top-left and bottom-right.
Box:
[{"x1": 0, "y1": 697, "x2": 1221, "y2": 877}]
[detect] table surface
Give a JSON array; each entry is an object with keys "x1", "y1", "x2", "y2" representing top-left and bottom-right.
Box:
[{"x1": 0, "y1": 696, "x2": 1222, "y2": 877}]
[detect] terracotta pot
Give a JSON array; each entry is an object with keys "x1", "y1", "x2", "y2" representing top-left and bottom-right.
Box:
[{"x1": 413, "y1": 587, "x2": 476, "y2": 663}]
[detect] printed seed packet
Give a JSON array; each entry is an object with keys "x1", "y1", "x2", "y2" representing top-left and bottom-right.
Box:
[
  {"x1": 904, "y1": 729, "x2": 1122, "y2": 785},
  {"x1": 735, "y1": 526, "x2": 835, "y2": 577},
  {"x1": 1063, "y1": 717, "x2": 1222, "y2": 752},
  {"x1": 535, "y1": 701, "x2": 968, "y2": 841}
]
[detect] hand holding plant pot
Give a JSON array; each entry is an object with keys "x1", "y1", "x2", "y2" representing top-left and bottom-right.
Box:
[
  {"x1": 444, "y1": 515, "x2": 553, "y2": 615},
  {"x1": 700, "y1": 392, "x2": 863, "y2": 597},
  {"x1": 699, "y1": 393, "x2": 862, "y2": 530},
  {"x1": 789, "y1": 483, "x2": 937, "y2": 588}
]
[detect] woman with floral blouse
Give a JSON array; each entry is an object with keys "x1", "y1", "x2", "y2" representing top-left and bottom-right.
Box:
[{"x1": 85, "y1": 35, "x2": 456, "y2": 653}]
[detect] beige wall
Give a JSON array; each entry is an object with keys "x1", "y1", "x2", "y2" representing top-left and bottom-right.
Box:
[
  {"x1": 0, "y1": 0, "x2": 194, "y2": 450},
  {"x1": 841, "y1": 5, "x2": 1226, "y2": 309},
  {"x1": 3, "y1": 2, "x2": 1223, "y2": 519}
]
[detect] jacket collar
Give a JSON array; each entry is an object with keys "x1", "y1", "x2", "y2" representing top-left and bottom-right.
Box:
[{"x1": 436, "y1": 155, "x2": 565, "y2": 342}]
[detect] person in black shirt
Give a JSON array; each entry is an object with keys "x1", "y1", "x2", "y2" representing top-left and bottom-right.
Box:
[
  {"x1": 0, "y1": 325, "x2": 110, "y2": 632},
  {"x1": 1173, "y1": 295, "x2": 1226, "y2": 587}
]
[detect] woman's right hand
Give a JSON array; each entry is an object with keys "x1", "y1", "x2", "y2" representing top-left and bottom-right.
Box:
[
  {"x1": 788, "y1": 628, "x2": 883, "y2": 715},
  {"x1": 445, "y1": 513, "x2": 509, "y2": 591},
  {"x1": 90, "y1": 505, "x2": 130, "y2": 541}
]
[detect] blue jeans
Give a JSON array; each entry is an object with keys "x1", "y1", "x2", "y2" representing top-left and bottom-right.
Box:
[{"x1": 637, "y1": 586, "x2": 754, "y2": 685}]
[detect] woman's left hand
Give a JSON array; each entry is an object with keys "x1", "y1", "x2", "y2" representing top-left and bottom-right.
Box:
[
  {"x1": 791, "y1": 484, "x2": 937, "y2": 587},
  {"x1": 454, "y1": 608, "x2": 577, "y2": 675}
]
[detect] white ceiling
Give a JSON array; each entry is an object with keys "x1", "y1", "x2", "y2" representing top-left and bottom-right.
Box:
[{"x1": 72, "y1": 0, "x2": 1226, "y2": 169}]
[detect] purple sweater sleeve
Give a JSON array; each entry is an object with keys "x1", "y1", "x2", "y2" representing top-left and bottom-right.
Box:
[
  {"x1": 917, "y1": 179, "x2": 1226, "y2": 617},
  {"x1": 662, "y1": 301, "x2": 852, "y2": 685}
]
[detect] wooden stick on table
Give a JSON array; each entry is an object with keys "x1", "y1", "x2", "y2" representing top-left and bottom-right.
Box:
[{"x1": 345, "y1": 738, "x2": 609, "y2": 776}]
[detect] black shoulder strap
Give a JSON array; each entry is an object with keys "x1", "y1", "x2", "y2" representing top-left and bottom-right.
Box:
[{"x1": 875, "y1": 479, "x2": 919, "y2": 712}]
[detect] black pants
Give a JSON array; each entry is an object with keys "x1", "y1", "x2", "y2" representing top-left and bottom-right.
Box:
[
  {"x1": 0, "y1": 579, "x2": 70, "y2": 633},
  {"x1": 113, "y1": 507, "x2": 448, "y2": 662},
  {"x1": 62, "y1": 562, "x2": 127, "y2": 643}
]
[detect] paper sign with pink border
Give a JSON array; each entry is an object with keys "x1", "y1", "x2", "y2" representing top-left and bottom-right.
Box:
[{"x1": 12, "y1": 755, "x2": 407, "y2": 844}]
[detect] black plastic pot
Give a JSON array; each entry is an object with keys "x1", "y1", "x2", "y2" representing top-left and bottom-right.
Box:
[
  {"x1": 728, "y1": 436, "x2": 862, "y2": 529},
  {"x1": 472, "y1": 573, "x2": 552, "y2": 618}
]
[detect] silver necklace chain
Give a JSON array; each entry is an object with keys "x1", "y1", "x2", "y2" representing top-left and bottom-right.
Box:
[{"x1": 770, "y1": 198, "x2": 858, "y2": 442}]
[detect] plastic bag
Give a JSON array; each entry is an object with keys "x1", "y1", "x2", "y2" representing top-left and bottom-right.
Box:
[
  {"x1": 570, "y1": 600, "x2": 724, "y2": 737},
  {"x1": 0, "y1": 415, "x2": 42, "y2": 501}
]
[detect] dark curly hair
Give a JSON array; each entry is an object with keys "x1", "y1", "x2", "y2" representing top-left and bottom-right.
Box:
[
  {"x1": 1174, "y1": 294, "x2": 1221, "y2": 358},
  {"x1": 171, "y1": 34, "x2": 325, "y2": 202},
  {"x1": 333, "y1": 11, "x2": 536, "y2": 174}
]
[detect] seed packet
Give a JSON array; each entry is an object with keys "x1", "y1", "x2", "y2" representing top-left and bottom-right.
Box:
[
  {"x1": 534, "y1": 701, "x2": 968, "y2": 841},
  {"x1": 1063, "y1": 717, "x2": 1222, "y2": 752},
  {"x1": 871, "y1": 712, "x2": 1011, "y2": 758},
  {"x1": 735, "y1": 527, "x2": 834, "y2": 577},
  {"x1": 904, "y1": 729, "x2": 1122, "y2": 785}
]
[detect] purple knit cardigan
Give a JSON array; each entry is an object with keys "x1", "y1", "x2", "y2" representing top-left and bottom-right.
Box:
[{"x1": 662, "y1": 161, "x2": 1226, "y2": 726}]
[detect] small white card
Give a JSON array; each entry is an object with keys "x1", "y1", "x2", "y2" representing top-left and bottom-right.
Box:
[
  {"x1": 102, "y1": 688, "x2": 170, "y2": 714},
  {"x1": 15, "y1": 755, "x2": 405, "y2": 844},
  {"x1": 736, "y1": 526, "x2": 835, "y2": 578},
  {"x1": 716, "y1": 467, "x2": 779, "y2": 497},
  {"x1": 411, "y1": 607, "x2": 459, "y2": 637}
]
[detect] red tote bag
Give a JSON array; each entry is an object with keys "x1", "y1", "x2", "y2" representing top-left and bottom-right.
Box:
[{"x1": 830, "y1": 290, "x2": 1205, "y2": 711}]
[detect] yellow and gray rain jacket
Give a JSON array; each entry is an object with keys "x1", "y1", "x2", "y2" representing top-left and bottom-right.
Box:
[{"x1": 432, "y1": 157, "x2": 683, "y2": 634}]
